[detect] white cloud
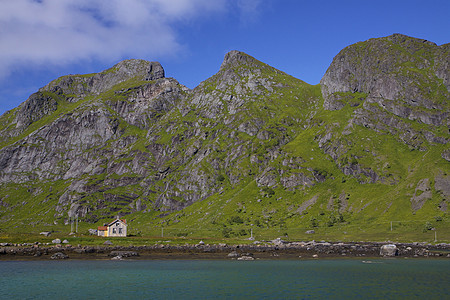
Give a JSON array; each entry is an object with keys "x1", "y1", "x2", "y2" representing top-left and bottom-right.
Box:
[{"x1": 0, "y1": 0, "x2": 229, "y2": 78}]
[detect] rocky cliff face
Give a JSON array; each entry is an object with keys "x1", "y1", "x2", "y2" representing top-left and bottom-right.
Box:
[
  {"x1": 317, "y1": 34, "x2": 449, "y2": 195},
  {"x1": 321, "y1": 34, "x2": 449, "y2": 151},
  {"x1": 0, "y1": 34, "x2": 448, "y2": 232}
]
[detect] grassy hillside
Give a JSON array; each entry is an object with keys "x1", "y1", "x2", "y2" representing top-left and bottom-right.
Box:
[{"x1": 0, "y1": 37, "x2": 448, "y2": 244}]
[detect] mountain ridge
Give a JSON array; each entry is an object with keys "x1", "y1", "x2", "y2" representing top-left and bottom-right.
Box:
[{"x1": 0, "y1": 34, "x2": 448, "y2": 241}]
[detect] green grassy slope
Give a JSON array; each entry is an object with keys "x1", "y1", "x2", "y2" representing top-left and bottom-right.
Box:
[{"x1": 0, "y1": 39, "x2": 448, "y2": 243}]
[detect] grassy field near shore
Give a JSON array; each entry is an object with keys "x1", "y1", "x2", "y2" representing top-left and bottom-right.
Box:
[{"x1": 1, "y1": 219, "x2": 448, "y2": 246}]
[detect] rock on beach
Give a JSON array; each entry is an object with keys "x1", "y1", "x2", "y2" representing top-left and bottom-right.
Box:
[
  {"x1": 380, "y1": 244, "x2": 398, "y2": 257},
  {"x1": 50, "y1": 252, "x2": 68, "y2": 259}
]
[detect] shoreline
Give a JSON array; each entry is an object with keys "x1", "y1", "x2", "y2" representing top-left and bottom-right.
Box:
[{"x1": 1, "y1": 241, "x2": 449, "y2": 261}]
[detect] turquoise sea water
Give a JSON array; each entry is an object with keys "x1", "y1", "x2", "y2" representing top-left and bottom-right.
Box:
[{"x1": 0, "y1": 259, "x2": 449, "y2": 299}]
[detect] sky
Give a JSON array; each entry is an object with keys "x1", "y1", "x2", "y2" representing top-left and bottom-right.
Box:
[{"x1": 0, "y1": 0, "x2": 449, "y2": 114}]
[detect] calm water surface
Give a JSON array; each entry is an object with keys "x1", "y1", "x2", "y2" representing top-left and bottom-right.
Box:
[{"x1": 0, "y1": 259, "x2": 448, "y2": 299}]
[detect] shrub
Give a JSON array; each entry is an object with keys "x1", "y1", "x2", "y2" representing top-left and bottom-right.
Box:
[
  {"x1": 222, "y1": 227, "x2": 232, "y2": 238},
  {"x1": 237, "y1": 229, "x2": 248, "y2": 236},
  {"x1": 423, "y1": 221, "x2": 433, "y2": 232},
  {"x1": 229, "y1": 215, "x2": 244, "y2": 224},
  {"x1": 326, "y1": 214, "x2": 337, "y2": 227},
  {"x1": 261, "y1": 186, "x2": 275, "y2": 197}
]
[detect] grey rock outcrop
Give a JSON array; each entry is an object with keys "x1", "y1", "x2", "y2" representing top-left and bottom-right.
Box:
[
  {"x1": 50, "y1": 252, "x2": 68, "y2": 259},
  {"x1": 15, "y1": 92, "x2": 58, "y2": 129},
  {"x1": 434, "y1": 173, "x2": 450, "y2": 198},
  {"x1": 237, "y1": 255, "x2": 255, "y2": 261},
  {"x1": 411, "y1": 178, "x2": 432, "y2": 211},
  {"x1": 109, "y1": 251, "x2": 139, "y2": 257},
  {"x1": 227, "y1": 251, "x2": 240, "y2": 258},
  {"x1": 41, "y1": 59, "x2": 165, "y2": 97},
  {"x1": 380, "y1": 244, "x2": 398, "y2": 256}
]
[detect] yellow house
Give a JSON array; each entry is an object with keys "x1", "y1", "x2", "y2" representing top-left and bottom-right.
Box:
[{"x1": 97, "y1": 219, "x2": 127, "y2": 237}]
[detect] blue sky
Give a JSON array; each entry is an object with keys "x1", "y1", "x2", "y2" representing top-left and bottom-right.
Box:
[{"x1": 0, "y1": 0, "x2": 449, "y2": 114}]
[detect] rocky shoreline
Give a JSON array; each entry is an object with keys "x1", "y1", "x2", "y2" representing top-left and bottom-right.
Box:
[{"x1": 1, "y1": 240, "x2": 449, "y2": 260}]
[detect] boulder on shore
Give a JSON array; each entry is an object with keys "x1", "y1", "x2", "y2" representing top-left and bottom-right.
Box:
[
  {"x1": 237, "y1": 256, "x2": 255, "y2": 261},
  {"x1": 272, "y1": 238, "x2": 286, "y2": 245},
  {"x1": 50, "y1": 252, "x2": 68, "y2": 260},
  {"x1": 227, "y1": 251, "x2": 240, "y2": 258},
  {"x1": 380, "y1": 244, "x2": 398, "y2": 256},
  {"x1": 109, "y1": 251, "x2": 139, "y2": 257}
]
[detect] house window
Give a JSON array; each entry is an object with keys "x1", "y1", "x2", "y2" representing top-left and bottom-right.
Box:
[
  {"x1": 119, "y1": 228, "x2": 122, "y2": 234},
  {"x1": 116, "y1": 223, "x2": 120, "y2": 226},
  {"x1": 112, "y1": 228, "x2": 116, "y2": 234}
]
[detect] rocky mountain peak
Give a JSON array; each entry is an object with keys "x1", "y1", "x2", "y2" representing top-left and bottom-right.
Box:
[
  {"x1": 110, "y1": 59, "x2": 165, "y2": 81},
  {"x1": 320, "y1": 34, "x2": 449, "y2": 160},
  {"x1": 219, "y1": 50, "x2": 256, "y2": 71},
  {"x1": 146, "y1": 61, "x2": 165, "y2": 81},
  {"x1": 11, "y1": 59, "x2": 166, "y2": 133},
  {"x1": 40, "y1": 59, "x2": 165, "y2": 97},
  {"x1": 320, "y1": 34, "x2": 449, "y2": 114},
  {"x1": 191, "y1": 50, "x2": 280, "y2": 119},
  {"x1": 386, "y1": 33, "x2": 437, "y2": 47}
]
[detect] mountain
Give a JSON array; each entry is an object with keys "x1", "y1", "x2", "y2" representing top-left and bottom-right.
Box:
[{"x1": 0, "y1": 34, "x2": 448, "y2": 240}]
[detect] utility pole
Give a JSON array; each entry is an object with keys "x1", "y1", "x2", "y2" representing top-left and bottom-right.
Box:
[
  {"x1": 70, "y1": 216, "x2": 74, "y2": 233},
  {"x1": 249, "y1": 224, "x2": 254, "y2": 241},
  {"x1": 76, "y1": 215, "x2": 78, "y2": 233},
  {"x1": 161, "y1": 227, "x2": 164, "y2": 238}
]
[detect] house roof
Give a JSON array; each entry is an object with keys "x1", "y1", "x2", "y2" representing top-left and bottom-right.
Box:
[
  {"x1": 107, "y1": 218, "x2": 127, "y2": 227},
  {"x1": 98, "y1": 226, "x2": 107, "y2": 231}
]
